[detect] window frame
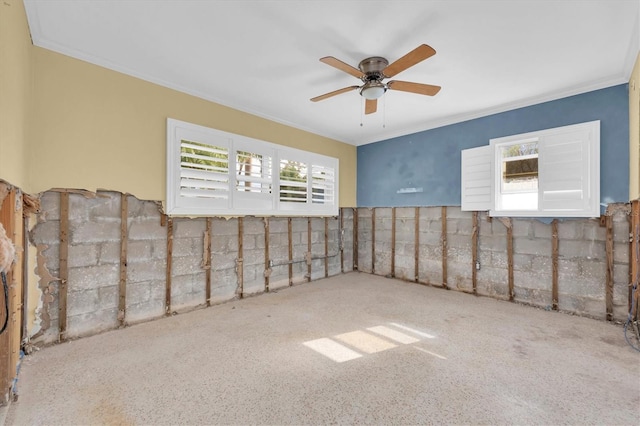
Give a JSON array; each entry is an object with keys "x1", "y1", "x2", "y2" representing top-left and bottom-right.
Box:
[
  {"x1": 167, "y1": 118, "x2": 339, "y2": 217},
  {"x1": 461, "y1": 120, "x2": 600, "y2": 218}
]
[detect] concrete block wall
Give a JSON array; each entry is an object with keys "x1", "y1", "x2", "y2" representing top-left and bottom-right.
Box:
[
  {"x1": 356, "y1": 208, "x2": 373, "y2": 273},
  {"x1": 358, "y1": 205, "x2": 632, "y2": 321},
  {"x1": 418, "y1": 207, "x2": 443, "y2": 286},
  {"x1": 29, "y1": 190, "x2": 354, "y2": 344},
  {"x1": 341, "y1": 208, "x2": 355, "y2": 275}
]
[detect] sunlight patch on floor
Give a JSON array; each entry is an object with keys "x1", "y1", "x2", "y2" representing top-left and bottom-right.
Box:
[
  {"x1": 367, "y1": 325, "x2": 420, "y2": 344},
  {"x1": 389, "y1": 322, "x2": 436, "y2": 339},
  {"x1": 303, "y1": 338, "x2": 363, "y2": 363},
  {"x1": 303, "y1": 322, "x2": 439, "y2": 363},
  {"x1": 335, "y1": 330, "x2": 397, "y2": 354}
]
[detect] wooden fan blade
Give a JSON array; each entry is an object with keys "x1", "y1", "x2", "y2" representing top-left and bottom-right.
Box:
[
  {"x1": 310, "y1": 86, "x2": 359, "y2": 102},
  {"x1": 383, "y1": 44, "x2": 436, "y2": 77},
  {"x1": 365, "y1": 99, "x2": 377, "y2": 115},
  {"x1": 387, "y1": 80, "x2": 441, "y2": 96},
  {"x1": 320, "y1": 56, "x2": 364, "y2": 79}
]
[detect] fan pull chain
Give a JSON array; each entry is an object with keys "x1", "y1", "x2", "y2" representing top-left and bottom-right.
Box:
[
  {"x1": 382, "y1": 96, "x2": 386, "y2": 128},
  {"x1": 360, "y1": 97, "x2": 364, "y2": 127}
]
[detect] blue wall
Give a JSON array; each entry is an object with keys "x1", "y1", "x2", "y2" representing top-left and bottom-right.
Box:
[{"x1": 357, "y1": 84, "x2": 629, "y2": 209}]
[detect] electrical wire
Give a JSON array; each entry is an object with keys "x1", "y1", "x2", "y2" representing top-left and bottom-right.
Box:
[{"x1": 0, "y1": 271, "x2": 8, "y2": 335}]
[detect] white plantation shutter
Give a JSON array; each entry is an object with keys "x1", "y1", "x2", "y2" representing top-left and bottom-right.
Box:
[
  {"x1": 460, "y1": 120, "x2": 600, "y2": 217},
  {"x1": 167, "y1": 119, "x2": 232, "y2": 215},
  {"x1": 461, "y1": 145, "x2": 492, "y2": 211},
  {"x1": 311, "y1": 163, "x2": 336, "y2": 205},
  {"x1": 538, "y1": 123, "x2": 598, "y2": 215},
  {"x1": 233, "y1": 139, "x2": 274, "y2": 211},
  {"x1": 167, "y1": 119, "x2": 339, "y2": 216},
  {"x1": 278, "y1": 159, "x2": 308, "y2": 208},
  {"x1": 277, "y1": 151, "x2": 339, "y2": 215},
  {"x1": 180, "y1": 141, "x2": 229, "y2": 199}
]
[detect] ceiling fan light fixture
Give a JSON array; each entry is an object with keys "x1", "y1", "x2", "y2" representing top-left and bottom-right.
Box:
[{"x1": 360, "y1": 81, "x2": 386, "y2": 100}]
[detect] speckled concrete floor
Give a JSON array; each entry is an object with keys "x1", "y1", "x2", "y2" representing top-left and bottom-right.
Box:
[{"x1": 6, "y1": 273, "x2": 640, "y2": 425}]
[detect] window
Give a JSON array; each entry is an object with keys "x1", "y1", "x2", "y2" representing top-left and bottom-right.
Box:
[
  {"x1": 461, "y1": 120, "x2": 600, "y2": 217},
  {"x1": 497, "y1": 140, "x2": 539, "y2": 211},
  {"x1": 167, "y1": 119, "x2": 339, "y2": 216}
]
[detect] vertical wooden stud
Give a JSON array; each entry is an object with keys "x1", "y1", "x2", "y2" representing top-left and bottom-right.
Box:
[
  {"x1": 631, "y1": 200, "x2": 640, "y2": 320},
  {"x1": 0, "y1": 188, "x2": 22, "y2": 402},
  {"x1": 118, "y1": 193, "x2": 128, "y2": 327},
  {"x1": 264, "y1": 217, "x2": 270, "y2": 293},
  {"x1": 340, "y1": 209, "x2": 345, "y2": 274},
  {"x1": 353, "y1": 208, "x2": 358, "y2": 271},
  {"x1": 605, "y1": 215, "x2": 614, "y2": 321},
  {"x1": 205, "y1": 218, "x2": 212, "y2": 306},
  {"x1": 472, "y1": 211, "x2": 479, "y2": 295},
  {"x1": 59, "y1": 192, "x2": 69, "y2": 340},
  {"x1": 630, "y1": 209, "x2": 634, "y2": 312},
  {"x1": 165, "y1": 216, "x2": 173, "y2": 315},
  {"x1": 21, "y1": 212, "x2": 29, "y2": 342},
  {"x1": 415, "y1": 207, "x2": 420, "y2": 283},
  {"x1": 10, "y1": 192, "x2": 23, "y2": 390},
  {"x1": 551, "y1": 219, "x2": 559, "y2": 311},
  {"x1": 238, "y1": 217, "x2": 244, "y2": 298},
  {"x1": 441, "y1": 207, "x2": 448, "y2": 289},
  {"x1": 288, "y1": 217, "x2": 293, "y2": 286},
  {"x1": 372, "y1": 208, "x2": 376, "y2": 275},
  {"x1": 307, "y1": 217, "x2": 312, "y2": 282},
  {"x1": 391, "y1": 207, "x2": 396, "y2": 278},
  {"x1": 324, "y1": 217, "x2": 329, "y2": 278},
  {"x1": 506, "y1": 219, "x2": 514, "y2": 302}
]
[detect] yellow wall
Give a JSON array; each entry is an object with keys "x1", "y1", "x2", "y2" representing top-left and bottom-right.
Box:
[
  {"x1": 30, "y1": 48, "x2": 357, "y2": 206},
  {"x1": 630, "y1": 52, "x2": 640, "y2": 201},
  {"x1": 0, "y1": 0, "x2": 31, "y2": 190}
]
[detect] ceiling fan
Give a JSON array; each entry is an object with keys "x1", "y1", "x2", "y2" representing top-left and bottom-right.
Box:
[{"x1": 310, "y1": 44, "x2": 441, "y2": 115}]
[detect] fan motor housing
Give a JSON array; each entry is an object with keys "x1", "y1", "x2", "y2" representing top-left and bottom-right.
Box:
[{"x1": 359, "y1": 56, "x2": 388, "y2": 81}]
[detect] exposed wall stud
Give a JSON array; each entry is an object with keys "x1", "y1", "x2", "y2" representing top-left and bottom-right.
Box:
[
  {"x1": 632, "y1": 200, "x2": 640, "y2": 320},
  {"x1": 205, "y1": 218, "x2": 212, "y2": 306},
  {"x1": 118, "y1": 193, "x2": 128, "y2": 327},
  {"x1": 472, "y1": 211, "x2": 479, "y2": 295},
  {"x1": 307, "y1": 217, "x2": 312, "y2": 282},
  {"x1": 238, "y1": 217, "x2": 244, "y2": 298},
  {"x1": 58, "y1": 192, "x2": 69, "y2": 340},
  {"x1": 353, "y1": 208, "x2": 358, "y2": 271},
  {"x1": 165, "y1": 216, "x2": 173, "y2": 315},
  {"x1": 605, "y1": 215, "x2": 614, "y2": 321},
  {"x1": 414, "y1": 207, "x2": 420, "y2": 283},
  {"x1": 372, "y1": 208, "x2": 376, "y2": 274},
  {"x1": 264, "y1": 217, "x2": 270, "y2": 292},
  {"x1": 441, "y1": 207, "x2": 448, "y2": 289},
  {"x1": 288, "y1": 218, "x2": 293, "y2": 286},
  {"x1": 0, "y1": 188, "x2": 23, "y2": 398},
  {"x1": 340, "y1": 209, "x2": 344, "y2": 274},
  {"x1": 551, "y1": 219, "x2": 559, "y2": 311},
  {"x1": 630, "y1": 209, "x2": 634, "y2": 312},
  {"x1": 391, "y1": 207, "x2": 396, "y2": 278}
]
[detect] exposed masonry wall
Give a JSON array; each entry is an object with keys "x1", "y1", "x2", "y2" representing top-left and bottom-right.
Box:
[
  {"x1": 30, "y1": 191, "x2": 354, "y2": 344},
  {"x1": 358, "y1": 206, "x2": 631, "y2": 321},
  {"x1": 29, "y1": 190, "x2": 631, "y2": 345}
]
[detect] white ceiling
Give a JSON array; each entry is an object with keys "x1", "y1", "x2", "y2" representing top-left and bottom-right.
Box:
[{"x1": 24, "y1": 0, "x2": 640, "y2": 146}]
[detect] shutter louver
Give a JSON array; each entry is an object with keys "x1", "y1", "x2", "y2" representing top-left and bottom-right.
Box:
[
  {"x1": 235, "y1": 150, "x2": 272, "y2": 195},
  {"x1": 461, "y1": 145, "x2": 493, "y2": 211},
  {"x1": 311, "y1": 164, "x2": 335, "y2": 205},
  {"x1": 279, "y1": 160, "x2": 308, "y2": 204},
  {"x1": 180, "y1": 140, "x2": 229, "y2": 200}
]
